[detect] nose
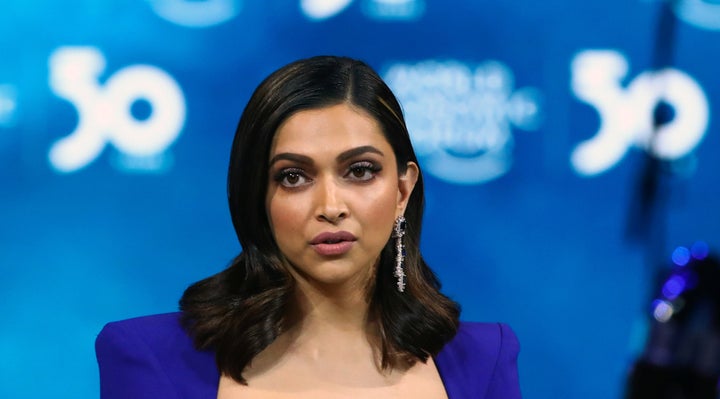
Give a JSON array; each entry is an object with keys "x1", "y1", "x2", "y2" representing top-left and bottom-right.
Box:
[{"x1": 315, "y1": 177, "x2": 348, "y2": 224}]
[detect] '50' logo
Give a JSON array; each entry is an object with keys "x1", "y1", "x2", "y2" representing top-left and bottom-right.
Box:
[
  {"x1": 48, "y1": 47, "x2": 186, "y2": 173},
  {"x1": 570, "y1": 50, "x2": 709, "y2": 176}
]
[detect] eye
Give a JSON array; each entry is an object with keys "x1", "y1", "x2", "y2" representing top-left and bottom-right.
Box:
[
  {"x1": 274, "y1": 168, "x2": 310, "y2": 188},
  {"x1": 347, "y1": 161, "x2": 380, "y2": 181}
]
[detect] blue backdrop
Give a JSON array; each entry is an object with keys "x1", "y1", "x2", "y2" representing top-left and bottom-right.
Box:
[{"x1": 2, "y1": 0, "x2": 719, "y2": 397}]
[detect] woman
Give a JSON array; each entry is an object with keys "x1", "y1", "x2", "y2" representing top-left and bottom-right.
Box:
[{"x1": 96, "y1": 56, "x2": 521, "y2": 398}]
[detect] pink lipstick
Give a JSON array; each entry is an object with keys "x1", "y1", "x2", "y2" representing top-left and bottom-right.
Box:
[{"x1": 310, "y1": 231, "x2": 357, "y2": 256}]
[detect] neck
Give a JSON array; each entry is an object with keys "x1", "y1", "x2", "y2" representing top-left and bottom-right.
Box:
[
  {"x1": 274, "y1": 276, "x2": 383, "y2": 364},
  {"x1": 289, "y1": 277, "x2": 373, "y2": 334}
]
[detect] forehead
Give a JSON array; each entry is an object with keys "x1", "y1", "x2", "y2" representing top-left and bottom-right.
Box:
[{"x1": 270, "y1": 103, "x2": 393, "y2": 156}]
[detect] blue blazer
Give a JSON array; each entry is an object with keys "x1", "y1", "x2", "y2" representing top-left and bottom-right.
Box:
[{"x1": 96, "y1": 313, "x2": 521, "y2": 398}]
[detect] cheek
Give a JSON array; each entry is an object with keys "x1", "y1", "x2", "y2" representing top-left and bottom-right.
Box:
[
  {"x1": 356, "y1": 184, "x2": 399, "y2": 232},
  {"x1": 267, "y1": 195, "x2": 302, "y2": 243}
]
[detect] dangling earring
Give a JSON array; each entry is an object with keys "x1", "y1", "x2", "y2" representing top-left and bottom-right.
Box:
[{"x1": 393, "y1": 216, "x2": 407, "y2": 293}]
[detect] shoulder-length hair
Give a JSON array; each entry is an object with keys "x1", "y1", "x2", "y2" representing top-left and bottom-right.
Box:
[{"x1": 180, "y1": 56, "x2": 460, "y2": 384}]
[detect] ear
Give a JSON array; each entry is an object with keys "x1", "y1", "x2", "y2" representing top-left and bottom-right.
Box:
[{"x1": 396, "y1": 161, "x2": 419, "y2": 216}]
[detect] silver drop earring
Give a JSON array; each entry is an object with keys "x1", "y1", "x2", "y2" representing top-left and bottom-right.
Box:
[{"x1": 393, "y1": 215, "x2": 407, "y2": 293}]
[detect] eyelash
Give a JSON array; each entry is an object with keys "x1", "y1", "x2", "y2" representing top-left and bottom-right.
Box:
[
  {"x1": 272, "y1": 161, "x2": 381, "y2": 188},
  {"x1": 346, "y1": 161, "x2": 381, "y2": 181},
  {"x1": 273, "y1": 168, "x2": 307, "y2": 188}
]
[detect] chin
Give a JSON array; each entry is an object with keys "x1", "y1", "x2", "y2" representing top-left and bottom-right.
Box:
[{"x1": 293, "y1": 259, "x2": 374, "y2": 289}]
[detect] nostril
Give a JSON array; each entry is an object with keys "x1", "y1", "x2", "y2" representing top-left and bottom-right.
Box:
[{"x1": 318, "y1": 210, "x2": 348, "y2": 224}]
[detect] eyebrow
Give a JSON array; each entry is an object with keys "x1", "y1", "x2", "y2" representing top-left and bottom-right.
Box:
[
  {"x1": 269, "y1": 145, "x2": 385, "y2": 167},
  {"x1": 337, "y1": 145, "x2": 384, "y2": 163}
]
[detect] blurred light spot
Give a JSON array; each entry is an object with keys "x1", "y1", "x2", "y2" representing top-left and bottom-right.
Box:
[
  {"x1": 362, "y1": 0, "x2": 425, "y2": 20},
  {"x1": 652, "y1": 299, "x2": 674, "y2": 323},
  {"x1": 691, "y1": 240, "x2": 709, "y2": 260},
  {"x1": 147, "y1": 0, "x2": 241, "y2": 28},
  {"x1": 661, "y1": 275, "x2": 686, "y2": 300},
  {"x1": 672, "y1": 246, "x2": 691, "y2": 266},
  {"x1": 112, "y1": 152, "x2": 173, "y2": 173},
  {"x1": 673, "y1": 0, "x2": 720, "y2": 31},
  {"x1": 0, "y1": 85, "x2": 18, "y2": 127},
  {"x1": 301, "y1": 0, "x2": 353, "y2": 20}
]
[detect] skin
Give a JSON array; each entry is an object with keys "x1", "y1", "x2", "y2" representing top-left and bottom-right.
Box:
[{"x1": 217, "y1": 103, "x2": 448, "y2": 398}]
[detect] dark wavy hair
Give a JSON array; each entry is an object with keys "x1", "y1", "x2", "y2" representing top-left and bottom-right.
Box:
[{"x1": 180, "y1": 55, "x2": 460, "y2": 384}]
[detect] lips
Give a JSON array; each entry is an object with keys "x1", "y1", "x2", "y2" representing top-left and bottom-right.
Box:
[{"x1": 310, "y1": 231, "x2": 357, "y2": 256}]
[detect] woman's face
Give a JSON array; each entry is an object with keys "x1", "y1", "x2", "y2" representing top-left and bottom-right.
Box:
[{"x1": 266, "y1": 103, "x2": 418, "y2": 290}]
